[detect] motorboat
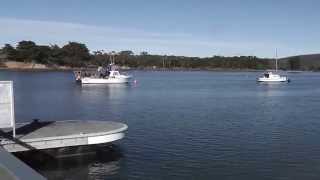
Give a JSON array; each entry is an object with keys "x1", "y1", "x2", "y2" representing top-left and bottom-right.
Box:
[
  {"x1": 74, "y1": 53, "x2": 132, "y2": 84},
  {"x1": 75, "y1": 65, "x2": 131, "y2": 84}
]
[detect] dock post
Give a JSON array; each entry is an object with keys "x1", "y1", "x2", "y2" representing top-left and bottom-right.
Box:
[
  {"x1": 0, "y1": 81, "x2": 16, "y2": 137},
  {"x1": 11, "y1": 81, "x2": 16, "y2": 138}
]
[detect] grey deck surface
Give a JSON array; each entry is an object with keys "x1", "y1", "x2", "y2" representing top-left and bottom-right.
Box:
[
  {"x1": 1, "y1": 120, "x2": 128, "y2": 152},
  {"x1": 0, "y1": 147, "x2": 46, "y2": 180},
  {"x1": 15, "y1": 120, "x2": 127, "y2": 141}
]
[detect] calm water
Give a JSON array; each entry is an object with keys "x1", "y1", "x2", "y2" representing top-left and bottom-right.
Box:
[{"x1": 1, "y1": 70, "x2": 320, "y2": 180}]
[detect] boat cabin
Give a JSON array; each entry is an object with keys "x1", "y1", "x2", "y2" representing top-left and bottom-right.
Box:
[{"x1": 109, "y1": 71, "x2": 120, "y2": 77}]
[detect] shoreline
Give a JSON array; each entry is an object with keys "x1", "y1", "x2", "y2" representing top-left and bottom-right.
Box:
[
  {"x1": 0, "y1": 61, "x2": 311, "y2": 73},
  {"x1": 0, "y1": 61, "x2": 74, "y2": 71},
  {"x1": 0, "y1": 67, "x2": 311, "y2": 73}
]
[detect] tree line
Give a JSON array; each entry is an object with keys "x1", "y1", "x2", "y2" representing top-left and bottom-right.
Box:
[
  {"x1": 0, "y1": 41, "x2": 90, "y2": 67},
  {"x1": 0, "y1": 40, "x2": 312, "y2": 70}
]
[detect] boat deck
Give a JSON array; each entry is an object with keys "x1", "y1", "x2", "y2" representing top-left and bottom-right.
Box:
[{"x1": 0, "y1": 120, "x2": 128, "y2": 152}]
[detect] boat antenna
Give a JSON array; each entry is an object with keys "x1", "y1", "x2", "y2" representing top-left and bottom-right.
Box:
[{"x1": 109, "y1": 51, "x2": 115, "y2": 65}]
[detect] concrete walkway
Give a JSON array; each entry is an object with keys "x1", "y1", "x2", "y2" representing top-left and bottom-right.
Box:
[{"x1": 0, "y1": 147, "x2": 45, "y2": 180}]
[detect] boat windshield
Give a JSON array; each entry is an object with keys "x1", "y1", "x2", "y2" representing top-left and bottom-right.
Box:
[
  {"x1": 112, "y1": 71, "x2": 120, "y2": 76},
  {"x1": 107, "y1": 64, "x2": 119, "y2": 71}
]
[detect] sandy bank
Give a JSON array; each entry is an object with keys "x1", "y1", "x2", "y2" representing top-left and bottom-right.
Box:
[{"x1": 1, "y1": 61, "x2": 72, "y2": 71}]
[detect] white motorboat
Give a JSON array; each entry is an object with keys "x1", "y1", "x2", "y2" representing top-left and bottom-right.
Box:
[
  {"x1": 75, "y1": 67, "x2": 131, "y2": 84},
  {"x1": 79, "y1": 70, "x2": 131, "y2": 84},
  {"x1": 257, "y1": 49, "x2": 290, "y2": 83},
  {"x1": 75, "y1": 53, "x2": 132, "y2": 84}
]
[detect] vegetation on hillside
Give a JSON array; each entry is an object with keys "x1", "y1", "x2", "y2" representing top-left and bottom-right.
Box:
[
  {"x1": 280, "y1": 54, "x2": 320, "y2": 71},
  {"x1": 0, "y1": 40, "x2": 319, "y2": 70}
]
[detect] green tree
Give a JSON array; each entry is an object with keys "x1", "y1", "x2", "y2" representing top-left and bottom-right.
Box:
[
  {"x1": 33, "y1": 45, "x2": 51, "y2": 64},
  {"x1": 118, "y1": 50, "x2": 134, "y2": 65},
  {"x1": 91, "y1": 50, "x2": 108, "y2": 66},
  {"x1": 2, "y1": 44, "x2": 17, "y2": 61},
  {"x1": 47, "y1": 45, "x2": 64, "y2": 65},
  {"x1": 62, "y1": 42, "x2": 90, "y2": 67},
  {"x1": 140, "y1": 51, "x2": 148, "y2": 56},
  {"x1": 15, "y1": 41, "x2": 39, "y2": 62}
]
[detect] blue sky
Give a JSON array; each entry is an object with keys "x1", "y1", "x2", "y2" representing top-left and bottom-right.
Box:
[{"x1": 0, "y1": 0, "x2": 319, "y2": 57}]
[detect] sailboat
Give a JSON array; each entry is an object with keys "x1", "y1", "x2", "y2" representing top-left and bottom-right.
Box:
[{"x1": 257, "y1": 49, "x2": 290, "y2": 82}]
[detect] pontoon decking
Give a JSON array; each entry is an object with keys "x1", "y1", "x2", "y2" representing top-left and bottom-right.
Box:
[{"x1": 0, "y1": 120, "x2": 127, "y2": 152}]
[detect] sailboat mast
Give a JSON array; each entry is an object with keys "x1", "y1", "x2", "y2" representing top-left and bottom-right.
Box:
[{"x1": 275, "y1": 49, "x2": 278, "y2": 72}]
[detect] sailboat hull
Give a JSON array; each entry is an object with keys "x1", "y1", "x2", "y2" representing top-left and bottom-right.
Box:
[{"x1": 257, "y1": 77, "x2": 289, "y2": 82}]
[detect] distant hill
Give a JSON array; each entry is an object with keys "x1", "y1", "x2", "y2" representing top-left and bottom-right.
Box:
[{"x1": 279, "y1": 54, "x2": 320, "y2": 71}]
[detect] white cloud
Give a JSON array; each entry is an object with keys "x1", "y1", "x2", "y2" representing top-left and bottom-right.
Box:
[{"x1": 0, "y1": 17, "x2": 292, "y2": 57}]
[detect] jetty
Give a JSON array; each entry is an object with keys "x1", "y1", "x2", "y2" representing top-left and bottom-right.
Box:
[
  {"x1": 0, "y1": 81, "x2": 128, "y2": 179},
  {"x1": 1, "y1": 120, "x2": 127, "y2": 152}
]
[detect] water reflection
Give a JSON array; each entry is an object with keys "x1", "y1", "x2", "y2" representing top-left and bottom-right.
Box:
[
  {"x1": 258, "y1": 81, "x2": 288, "y2": 86},
  {"x1": 14, "y1": 145, "x2": 124, "y2": 180},
  {"x1": 77, "y1": 84, "x2": 131, "y2": 100},
  {"x1": 257, "y1": 82, "x2": 290, "y2": 97}
]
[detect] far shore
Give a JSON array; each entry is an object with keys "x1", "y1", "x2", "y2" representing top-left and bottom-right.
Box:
[{"x1": 0, "y1": 61, "x2": 311, "y2": 72}]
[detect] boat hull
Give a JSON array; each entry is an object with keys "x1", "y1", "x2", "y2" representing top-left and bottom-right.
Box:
[
  {"x1": 257, "y1": 77, "x2": 289, "y2": 82},
  {"x1": 81, "y1": 77, "x2": 131, "y2": 84}
]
